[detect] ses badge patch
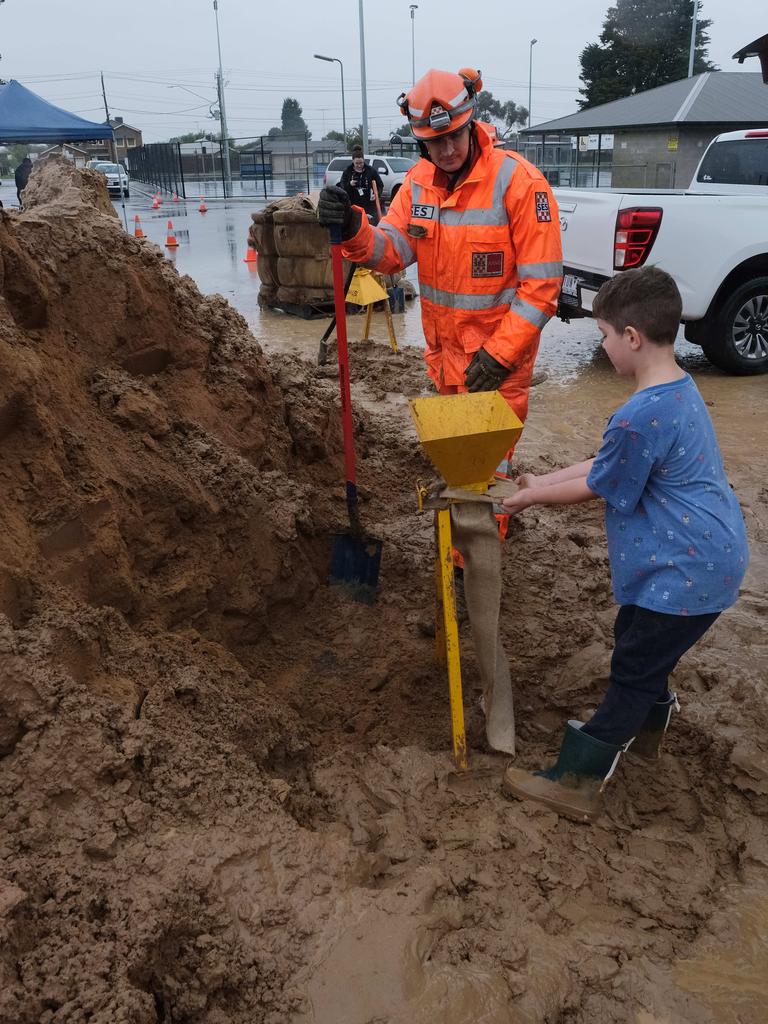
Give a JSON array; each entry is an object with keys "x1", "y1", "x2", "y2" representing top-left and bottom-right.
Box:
[
  {"x1": 535, "y1": 191, "x2": 552, "y2": 223},
  {"x1": 471, "y1": 251, "x2": 504, "y2": 278}
]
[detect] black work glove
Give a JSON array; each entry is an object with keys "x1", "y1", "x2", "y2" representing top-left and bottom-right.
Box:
[
  {"x1": 464, "y1": 348, "x2": 511, "y2": 392},
  {"x1": 317, "y1": 185, "x2": 361, "y2": 240}
]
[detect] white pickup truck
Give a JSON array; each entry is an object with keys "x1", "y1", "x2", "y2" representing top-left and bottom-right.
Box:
[{"x1": 555, "y1": 129, "x2": 768, "y2": 374}]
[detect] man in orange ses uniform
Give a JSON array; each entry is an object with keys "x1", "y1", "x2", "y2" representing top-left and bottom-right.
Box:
[{"x1": 317, "y1": 67, "x2": 563, "y2": 499}]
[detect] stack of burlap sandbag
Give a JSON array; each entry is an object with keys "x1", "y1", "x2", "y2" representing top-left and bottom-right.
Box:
[
  {"x1": 249, "y1": 194, "x2": 350, "y2": 308},
  {"x1": 249, "y1": 194, "x2": 412, "y2": 310}
]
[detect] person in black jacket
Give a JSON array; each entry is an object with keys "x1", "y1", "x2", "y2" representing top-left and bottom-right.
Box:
[
  {"x1": 14, "y1": 156, "x2": 32, "y2": 207},
  {"x1": 339, "y1": 146, "x2": 384, "y2": 224}
]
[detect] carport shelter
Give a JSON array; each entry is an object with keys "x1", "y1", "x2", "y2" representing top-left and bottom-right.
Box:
[
  {"x1": 0, "y1": 79, "x2": 114, "y2": 145},
  {"x1": 521, "y1": 71, "x2": 768, "y2": 189}
]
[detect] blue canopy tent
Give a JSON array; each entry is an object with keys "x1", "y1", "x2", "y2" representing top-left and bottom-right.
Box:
[
  {"x1": 1, "y1": 80, "x2": 129, "y2": 226},
  {"x1": 0, "y1": 80, "x2": 114, "y2": 143}
]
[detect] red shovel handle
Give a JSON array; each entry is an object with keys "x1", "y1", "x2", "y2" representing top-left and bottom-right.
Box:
[{"x1": 329, "y1": 228, "x2": 360, "y2": 527}]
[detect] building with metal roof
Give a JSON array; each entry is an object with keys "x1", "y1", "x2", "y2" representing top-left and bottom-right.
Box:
[{"x1": 518, "y1": 72, "x2": 768, "y2": 189}]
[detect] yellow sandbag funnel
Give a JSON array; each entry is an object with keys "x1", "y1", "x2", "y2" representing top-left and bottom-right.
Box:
[
  {"x1": 346, "y1": 267, "x2": 388, "y2": 306},
  {"x1": 409, "y1": 392, "x2": 523, "y2": 491}
]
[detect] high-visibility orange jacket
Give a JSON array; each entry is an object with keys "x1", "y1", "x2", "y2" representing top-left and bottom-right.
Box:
[{"x1": 342, "y1": 124, "x2": 563, "y2": 423}]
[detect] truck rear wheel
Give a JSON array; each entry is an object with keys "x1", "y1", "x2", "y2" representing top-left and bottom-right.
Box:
[{"x1": 701, "y1": 276, "x2": 768, "y2": 375}]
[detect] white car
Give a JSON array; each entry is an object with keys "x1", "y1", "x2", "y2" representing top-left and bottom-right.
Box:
[
  {"x1": 555, "y1": 129, "x2": 768, "y2": 374},
  {"x1": 323, "y1": 154, "x2": 416, "y2": 203},
  {"x1": 94, "y1": 161, "x2": 130, "y2": 198}
]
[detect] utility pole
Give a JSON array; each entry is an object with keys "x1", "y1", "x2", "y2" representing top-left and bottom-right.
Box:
[
  {"x1": 100, "y1": 71, "x2": 118, "y2": 163},
  {"x1": 0, "y1": 0, "x2": 6, "y2": 84},
  {"x1": 527, "y1": 39, "x2": 537, "y2": 129},
  {"x1": 687, "y1": 0, "x2": 698, "y2": 78},
  {"x1": 409, "y1": 5, "x2": 418, "y2": 87},
  {"x1": 213, "y1": 0, "x2": 232, "y2": 194},
  {"x1": 358, "y1": 0, "x2": 369, "y2": 151}
]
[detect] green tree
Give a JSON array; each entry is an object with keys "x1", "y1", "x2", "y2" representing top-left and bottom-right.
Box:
[
  {"x1": 578, "y1": 0, "x2": 717, "y2": 109},
  {"x1": 168, "y1": 131, "x2": 216, "y2": 144},
  {"x1": 323, "y1": 130, "x2": 346, "y2": 142},
  {"x1": 475, "y1": 90, "x2": 528, "y2": 133},
  {"x1": 394, "y1": 123, "x2": 411, "y2": 137},
  {"x1": 345, "y1": 124, "x2": 364, "y2": 149},
  {"x1": 280, "y1": 97, "x2": 311, "y2": 138},
  {"x1": 8, "y1": 143, "x2": 32, "y2": 165}
]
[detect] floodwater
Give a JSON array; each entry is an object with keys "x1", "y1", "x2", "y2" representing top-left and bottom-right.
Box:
[{"x1": 104, "y1": 184, "x2": 718, "y2": 383}]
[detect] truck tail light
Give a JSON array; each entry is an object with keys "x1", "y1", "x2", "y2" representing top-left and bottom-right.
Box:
[
  {"x1": 745, "y1": 130, "x2": 768, "y2": 138},
  {"x1": 614, "y1": 207, "x2": 663, "y2": 270}
]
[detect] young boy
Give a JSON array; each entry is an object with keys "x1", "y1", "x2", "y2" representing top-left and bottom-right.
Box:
[{"x1": 501, "y1": 266, "x2": 749, "y2": 823}]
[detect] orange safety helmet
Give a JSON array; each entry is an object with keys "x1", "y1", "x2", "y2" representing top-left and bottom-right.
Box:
[{"x1": 398, "y1": 67, "x2": 483, "y2": 140}]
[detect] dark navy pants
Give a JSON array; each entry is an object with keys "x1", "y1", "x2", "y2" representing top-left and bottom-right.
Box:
[{"x1": 582, "y1": 604, "x2": 720, "y2": 746}]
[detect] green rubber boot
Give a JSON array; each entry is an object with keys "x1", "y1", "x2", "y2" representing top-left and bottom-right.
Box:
[
  {"x1": 629, "y1": 692, "x2": 680, "y2": 761},
  {"x1": 503, "y1": 721, "x2": 625, "y2": 824}
]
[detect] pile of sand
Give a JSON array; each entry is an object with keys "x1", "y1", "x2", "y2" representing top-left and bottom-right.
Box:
[
  {"x1": 2, "y1": 158, "x2": 767, "y2": 1024},
  {"x1": 0, "y1": 156, "x2": 362, "y2": 1022}
]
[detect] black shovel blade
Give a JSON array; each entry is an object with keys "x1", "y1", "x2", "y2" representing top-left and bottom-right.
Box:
[{"x1": 329, "y1": 531, "x2": 383, "y2": 604}]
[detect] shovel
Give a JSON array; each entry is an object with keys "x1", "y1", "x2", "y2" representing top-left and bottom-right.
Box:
[
  {"x1": 327, "y1": 224, "x2": 383, "y2": 602},
  {"x1": 317, "y1": 261, "x2": 356, "y2": 366}
]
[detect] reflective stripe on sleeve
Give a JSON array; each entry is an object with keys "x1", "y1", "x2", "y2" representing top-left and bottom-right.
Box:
[
  {"x1": 440, "y1": 158, "x2": 517, "y2": 226},
  {"x1": 420, "y1": 282, "x2": 517, "y2": 310},
  {"x1": 364, "y1": 227, "x2": 386, "y2": 266},
  {"x1": 517, "y1": 260, "x2": 563, "y2": 280},
  {"x1": 379, "y1": 220, "x2": 416, "y2": 266},
  {"x1": 510, "y1": 295, "x2": 550, "y2": 329}
]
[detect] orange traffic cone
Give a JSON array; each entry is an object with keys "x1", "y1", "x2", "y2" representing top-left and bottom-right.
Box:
[
  {"x1": 165, "y1": 220, "x2": 179, "y2": 248},
  {"x1": 243, "y1": 246, "x2": 258, "y2": 264},
  {"x1": 151, "y1": 196, "x2": 159, "y2": 210},
  {"x1": 199, "y1": 196, "x2": 207, "y2": 213},
  {"x1": 172, "y1": 192, "x2": 179, "y2": 203},
  {"x1": 134, "y1": 215, "x2": 144, "y2": 238}
]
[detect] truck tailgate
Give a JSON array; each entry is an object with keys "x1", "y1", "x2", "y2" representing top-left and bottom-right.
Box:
[{"x1": 554, "y1": 188, "x2": 624, "y2": 280}]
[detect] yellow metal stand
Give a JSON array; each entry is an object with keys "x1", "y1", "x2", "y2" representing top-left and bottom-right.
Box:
[
  {"x1": 410, "y1": 393, "x2": 524, "y2": 772},
  {"x1": 362, "y1": 299, "x2": 398, "y2": 354},
  {"x1": 347, "y1": 268, "x2": 398, "y2": 354},
  {"x1": 435, "y1": 507, "x2": 468, "y2": 772}
]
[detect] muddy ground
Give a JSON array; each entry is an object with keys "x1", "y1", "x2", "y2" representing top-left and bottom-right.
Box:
[{"x1": 1, "y1": 157, "x2": 767, "y2": 1024}]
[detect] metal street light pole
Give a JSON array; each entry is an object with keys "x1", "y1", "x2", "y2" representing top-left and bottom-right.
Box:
[
  {"x1": 527, "y1": 38, "x2": 537, "y2": 130},
  {"x1": 358, "y1": 0, "x2": 369, "y2": 151},
  {"x1": 213, "y1": 0, "x2": 232, "y2": 194},
  {"x1": 688, "y1": 0, "x2": 699, "y2": 77},
  {"x1": 314, "y1": 54, "x2": 346, "y2": 143},
  {"x1": 409, "y1": 5, "x2": 418, "y2": 87}
]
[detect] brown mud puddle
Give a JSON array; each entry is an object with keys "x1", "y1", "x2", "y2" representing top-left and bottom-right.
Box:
[{"x1": 1, "y1": 158, "x2": 766, "y2": 1024}]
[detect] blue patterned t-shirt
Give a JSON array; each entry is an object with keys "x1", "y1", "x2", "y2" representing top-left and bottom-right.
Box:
[{"x1": 586, "y1": 374, "x2": 748, "y2": 615}]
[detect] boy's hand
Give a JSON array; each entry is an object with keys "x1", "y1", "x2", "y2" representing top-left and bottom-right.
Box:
[
  {"x1": 514, "y1": 473, "x2": 538, "y2": 489},
  {"x1": 502, "y1": 487, "x2": 534, "y2": 515}
]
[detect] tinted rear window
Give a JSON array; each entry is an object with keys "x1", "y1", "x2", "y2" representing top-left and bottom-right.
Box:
[
  {"x1": 387, "y1": 158, "x2": 416, "y2": 172},
  {"x1": 327, "y1": 159, "x2": 348, "y2": 171},
  {"x1": 696, "y1": 140, "x2": 768, "y2": 187}
]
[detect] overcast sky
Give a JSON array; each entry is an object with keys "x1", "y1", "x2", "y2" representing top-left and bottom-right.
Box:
[{"x1": 2, "y1": 0, "x2": 764, "y2": 142}]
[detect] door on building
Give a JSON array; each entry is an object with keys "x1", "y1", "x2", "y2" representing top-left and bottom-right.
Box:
[{"x1": 654, "y1": 162, "x2": 675, "y2": 188}]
